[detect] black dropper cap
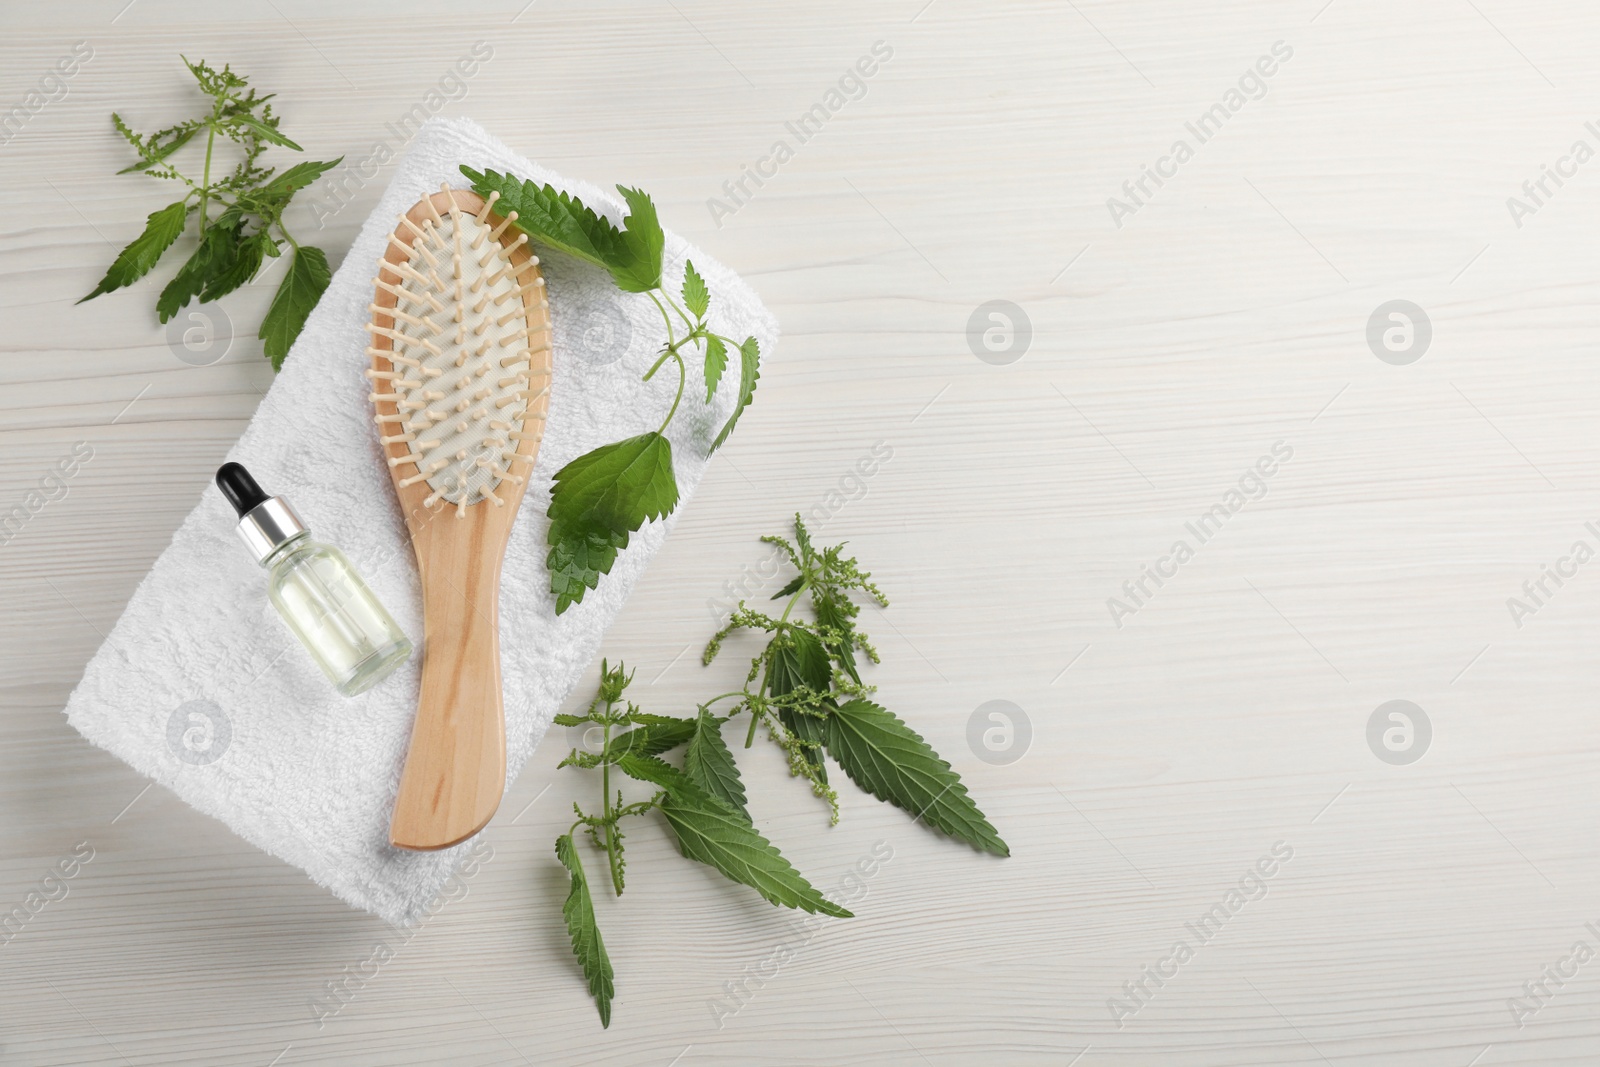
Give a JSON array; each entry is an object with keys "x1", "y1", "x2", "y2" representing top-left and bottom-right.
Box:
[
  {"x1": 217, "y1": 462, "x2": 269, "y2": 518},
  {"x1": 218, "y1": 462, "x2": 306, "y2": 563}
]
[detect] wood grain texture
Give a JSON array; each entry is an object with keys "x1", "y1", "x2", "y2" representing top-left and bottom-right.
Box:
[
  {"x1": 5, "y1": 1, "x2": 1600, "y2": 1065},
  {"x1": 374, "y1": 188, "x2": 552, "y2": 850}
]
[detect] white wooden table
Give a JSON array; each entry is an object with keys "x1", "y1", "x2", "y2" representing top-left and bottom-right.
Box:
[{"x1": 4, "y1": 1, "x2": 1600, "y2": 1063}]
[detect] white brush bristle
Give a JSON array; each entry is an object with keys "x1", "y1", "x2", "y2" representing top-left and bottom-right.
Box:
[{"x1": 368, "y1": 188, "x2": 551, "y2": 510}]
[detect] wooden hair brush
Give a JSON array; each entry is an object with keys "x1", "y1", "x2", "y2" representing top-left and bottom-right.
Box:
[{"x1": 367, "y1": 183, "x2": 551, "y2": 850}]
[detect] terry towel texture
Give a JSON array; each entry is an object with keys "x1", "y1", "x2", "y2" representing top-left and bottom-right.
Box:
[{"x1": 63, "y1": 117, "x2": 777, "y2": 925}]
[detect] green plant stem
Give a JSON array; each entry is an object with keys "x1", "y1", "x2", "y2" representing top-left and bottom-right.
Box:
[
  {"x1": 197, "y1": 121, "x2": 217, "y2": 234},
  {"x1": 744, "y1": 705, "x2": 761, "y2": 747},
  {"x1": 663, "y1": 291, "x2": 696, "y2": 332},
  {"x1": 641, "y1": 344, "x2": 689, "y2": 433},
  {"x1": 777, "y1": 582, "x2": 808, "y2": 627},
  {"x1": 642, "y1": 345, "x2": 676, "y2": 380},
  {"x1": 277, "y1": 219, "x2": 301, "y2": 252},
  {"x1": 640, "y1": 284, "x2": 745, "y2": 437},
  {"x1": 601, "y1": 717, "x2": 623, "y2": 894},
  {"x1": 640, "y1": 291, "x2": 699, "y2": 434},
  {"x1": 657, "y1": 353, "x2": 686, "y2": 433},
  {"x1": 647, "y1": 291, "x2": 676, "y2": 347}
]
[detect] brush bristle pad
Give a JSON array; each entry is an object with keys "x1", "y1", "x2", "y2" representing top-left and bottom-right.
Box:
[{"x1": 367, "y1": 185, "x2": 551, "y2": 512}]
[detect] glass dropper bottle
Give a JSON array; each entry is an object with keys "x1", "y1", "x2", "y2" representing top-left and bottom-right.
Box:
[{"x1": 217, "y1": 462, "x2": 412, "y2": 697}]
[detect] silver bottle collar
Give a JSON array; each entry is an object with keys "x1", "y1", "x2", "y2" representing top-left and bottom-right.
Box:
[{"x1": 236, "y1": 497, "x2": 307, "y2": 564}]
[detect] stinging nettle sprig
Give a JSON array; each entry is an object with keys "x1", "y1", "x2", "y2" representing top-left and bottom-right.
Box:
[
  {"x1": 79, "y1": 57, "x2": 341, "y2": 369},
  {"x1": 704, "y1": 518, "x2": 1006, "y2": 855},
  {"x1": 550, "y1": 518, "x2": 1007, "y2": 1026},
  {"x1": 460, "y1": 166, "x2": 762, "y2": 614},
  {"x1": 553, "y1": 659, "x2": 848, "y2": 1028}
]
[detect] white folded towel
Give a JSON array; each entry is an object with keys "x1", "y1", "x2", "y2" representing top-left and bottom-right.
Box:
[{"x1": 62, "y1": 117, "x2": 777, "y2": 925}]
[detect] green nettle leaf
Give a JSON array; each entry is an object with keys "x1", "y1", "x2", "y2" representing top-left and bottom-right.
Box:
[
  {"x1": 703, "y1": 334, "x2": 727, "y2": 403},
  {"x1": 781, "y1": 704, "x2": 829, "y2": 782},
  {"x1": 555, "y1": 834, "x2": 615, "y2": 1028},
  {"x1": 768, "y1": 627, "x2": 834, "y2": 783},
  {"x1": 549, "y1": 432, "x2": 679, "y2": 531},
  {"x1": 608, "y1": 715, "x2": 697, "y2": 761},
  {"x1": 546, "y1": 433, "x2": 680, "y2": 613},
  {"x1": 770, "y1": 575, "x2": 805, "y2": 601},
  {"x1": 460, "y1": 165, "x2": 627, "y2": 272},
  {"x1": 812, "y1": 587, "x2": 860, "y2": 683},
  {"x1": 609, "y1": 185, "x2": 664, "y2": 292},
  {"x1": 794, "y1": 517, "x2": 814, "y2": 560},
  {"x1": 259, "y1": 244, "x2": 330, "y2": 370},
  {"x1": 548, "y1": 525, "x2": 631, "y2": 613},
  {"x1": 626, "y1": 711, "x2": 684, "y2": 727},
  {"x1": 681, "y1": 259, "x2": 709, "y2": 319},
  {"x1": 157, "y1": 214, "x2": 242, "y2": 322},
  {"x1": 200, "y1": 228, "x2": 276, "y2": 303},
  {"x1": 225, "y1": 110, "x2": 301, "y2": 150},
  {"x1": 615, "y1": 753, "x2": 705, "y2": 798},
  {"x1": 617, "y1": 755, "x2": 851, "y2": 918},
  {"x1": 711, "y1": 337, "x2": 761, "y2": 452},
  {"x1": 825, "y1": 699, "x2": 1010, "y2": 857},
  {"x1": 115, "y1": 119, "x2": 202, "y2": 174},
  {"x1": 781, "y1": 626, "x2": 833, "y2": 688},
  {"x1": 460, "y1": 168, "x2": 663, "y2": 293},
  {"x1": 254, "y1": 157, "x2": 343, "y2": 204},
  {"x1": 683, "y1": 708, "x2": 748, "y2": 817},
  {"x1": 79, "y1": 201, "x2": 190, "y2": 302},
  {"x1": 660, "y1": 794, "x2": 852, "y2": 918}
]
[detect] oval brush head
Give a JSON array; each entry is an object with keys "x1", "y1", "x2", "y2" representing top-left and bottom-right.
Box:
[
  {"x1": 370, "y1": 183, "x2": 553, "y2": 851},
  {"x1": 367, "y1": 183, "x2": 551, "y2": 512}
]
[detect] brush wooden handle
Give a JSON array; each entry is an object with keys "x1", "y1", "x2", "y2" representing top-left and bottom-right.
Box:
[
  {"x1": 372, "y1": 188, "x2": 553, "y2": 851},
  {"x1": 389, "y1": 502, "x2": 510, "y2": 850}
]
